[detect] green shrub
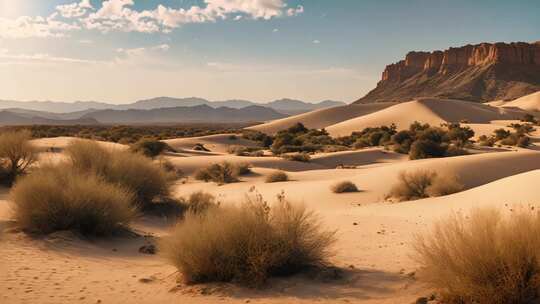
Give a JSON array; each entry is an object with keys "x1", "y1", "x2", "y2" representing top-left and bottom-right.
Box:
[
  {"x1": 160, "y1": 195, "x2": 336, "y2": 286},
  {"x1": 414, "y1": 208, "x2": 540, "y2": 303},
  {"x1": 194, "y1": 162, "x2": 239, "y2": 184},
  {"x1": 283, "y1": 153, "x2": 311, "y2": 162},
  {"x1": 265, "y1": 171, "x2": 289, "y2": 183},
  {"x1": 11, "y1": 164, "x2": 136, "y2": 235},
  {"x1": 66, "y1": 140, "x2": 173, "y2": 207},
  {"x1": 331, "y1": 181, "x2": 359, "y2": 193},
  {"x1": 409, "y1": 140, "x2": 447, "y2": 160},
  {"x1": 494, "y1": 129, "x2": 511, "y2": 140},
  {"x1": 131, "y1": 138, "x2": 171, "y2": 158},
  {"x1": 0, "y1": 130, "x2": 37, "y2": 185}
]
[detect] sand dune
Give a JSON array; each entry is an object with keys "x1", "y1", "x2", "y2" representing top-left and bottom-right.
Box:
[
  {"x1": 326, "y1": 98, "x2": 525, "y2": 137},
  {"x1": 30, "y1": 136, "x2": 128, "y2": 151},
  {"x1": 495, "y1": 91, "x2": 540, "y2": 112},
  {"x1": 163, "y1": 134, "x2": 259, "y2": 154},
  {"x1": 176, "y1": 149, "x2": 540, "y2": 212},
  {"x1": 310, "y1": 148, "x2": 407, "y2": 168},
  {"x1": 247, "y1": 103, "x2": 396, "y2": 134}
]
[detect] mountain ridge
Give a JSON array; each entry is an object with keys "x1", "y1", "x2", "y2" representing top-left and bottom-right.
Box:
[
  {"x1": 0, "y1": 97, "x2": 345, "y2": 115},
  {"x1": 355, "y1": 41, "x2": 540, "y2": 103}
]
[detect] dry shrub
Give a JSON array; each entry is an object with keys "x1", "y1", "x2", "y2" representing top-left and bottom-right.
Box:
[
  {"x1": 331, "y1": 181, "x2": 359, "y2": 193},
  {"x1": 11, "y1": 164, "x2": 136, "y2": 235},
  {"x1": 131, "y1": 138, "x2": 171, "y2": 158},
  {"x1": 426, "y1": 174, "x2": 464, "y2": 197},
  {"x1": 160, "y1": 194, "x2": 336, "y2": 286},
  {"x1": 265, "y1": 170, "x2": 289, "y2": 183},
  {"x1": 66, "y1": 140, "x2": 172, "y2": 206},
  {"x1": 186, "y1": 191, "x2": 217, "y2": 214},
  {"x1": 389, "y1": 170, "x2": 464, "y2": 201},
  {"x1": 194, "y1": 162, "x2": 239, "y2": 184},
  {"x1": 389, "y1": 170, "x2": 436, "y2": 201},
  {"x1": 414, "y1": 208, "x2": 540, "y2": 303},
  {"x1": 0, "y1": 130, "x2": 37, "y2": 185},
  {"x1": 283, "y1": 152, "x2": 311, "y2": 162},
  {"x1": 233, "y1": 163, "x2": 252, "y2": 176}
]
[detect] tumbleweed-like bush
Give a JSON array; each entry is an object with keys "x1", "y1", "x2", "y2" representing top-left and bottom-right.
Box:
[{"x1": 160, "y1": 195, "x2": 336, "y2": 286}]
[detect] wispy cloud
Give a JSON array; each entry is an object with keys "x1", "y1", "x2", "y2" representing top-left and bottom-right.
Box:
[{"x1": 0, "y1": 0, "x2": 304, "y2": 39}]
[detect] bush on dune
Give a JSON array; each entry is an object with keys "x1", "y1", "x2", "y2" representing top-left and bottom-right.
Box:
[
  {"x1": 66, "y1": 140, "x2": 173, "y2": 207},
  {"x1": 331, "y1": 181, "x2": 359, "y2": 193},
  {"x1": 414, "y1": 208, "x2": 540, "y2": 304},
  {"x1": 265, "y1": 170, "x2": 289, "y2": 183},
  {"x1": 0, "y1": 130, "x2": 37, "y2": 185},
  {"x1": 194, "y1": 162, "x2": 239, "y2": 184},
  {"x1": 282, "y1": 152, "x2": 311, "y2": 162},
  {"x1": 388, "y1": 170, "x2": 463, "y2": 201},
  {"x1": 186, "y1": 191, "x2": 218, "y2": 214},
  {"x1": 131, "y1": 138, "x2": 172, "y2": 158},
  {"x1": 12, "y1": 164, "x2": 136, "y2": 235},
  {"x1": 160, "y1": 194, "x2": 336, "y2": 286}
]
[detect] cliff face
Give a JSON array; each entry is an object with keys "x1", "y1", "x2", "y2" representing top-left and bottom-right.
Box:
[{"x1": 356, "y1": 42, "x2": 540, "y2": 103}]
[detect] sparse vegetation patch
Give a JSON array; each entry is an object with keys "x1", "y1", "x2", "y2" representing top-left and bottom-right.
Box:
[{"x1": 160, "y1": 194, "x2": 336, "y2": 286}]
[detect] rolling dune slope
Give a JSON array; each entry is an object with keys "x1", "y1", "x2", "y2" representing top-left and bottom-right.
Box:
[
  {"x1": 497, "y1": 91, "x2": 540, "y2": 111},
  {"x1": 247, "y1": 102, "x2": 396, "y2": 134},
  {"x1": 163, "y1": 134, "x2": 259, "y2": 154},
  {"x1": 326, "y1": 98, "x2": 525, "y2": 137}
]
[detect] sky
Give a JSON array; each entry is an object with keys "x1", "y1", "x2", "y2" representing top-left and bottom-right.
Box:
[{"x1": 0, "y1": 0, "x2": 539, "y2": 104}]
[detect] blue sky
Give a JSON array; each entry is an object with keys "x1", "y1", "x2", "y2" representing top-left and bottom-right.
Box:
[{"x1": 0, "y1": 0, "x2": 538, "y2": 104}]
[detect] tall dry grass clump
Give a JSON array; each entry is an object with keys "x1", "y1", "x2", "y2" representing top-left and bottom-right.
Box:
[
  {"x1": 186, "y1": 191, "x2": 218, "y2": 214},
  {"x1": 12, "y1": 164, "x2": 136, "y2": 235},
  {"x1": 194, "y1": 162, "x2": 239, "y2": 184},
  {"x1": 0, "y1": 130, "x2": 37, "y2": 185},
  {"x1": 414, "y1": 208, "x2": 540, "y2": 304},
  {"x1": 66, "y1": 140, "x2": 173, "y2": 206},
  {"x1": 388, "y1": 170, "x2": 463, "y2": 201},
  {"x1": 160, "y1": 194, "x2": 336, "y2": 286}
]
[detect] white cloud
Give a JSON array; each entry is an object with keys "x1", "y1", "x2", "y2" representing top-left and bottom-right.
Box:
[
  {"x1": 272, "y1": 28, "x2": 279, "y2": 32},
  {"x1": 56, "y1": 0, "x2": 94, "y2": 18},
  {"x1": 0, "y1": 14, "x2": 80, "y2": 39},
  {"x1": 313, "y1": 39, "x2": 320, "y2": 44},
  {"x1": 286, "y1": 5, "x2": 304, "y2": 17},
  {"x1": 0, "y1": 0, "x2": 302, "y2": 38}
]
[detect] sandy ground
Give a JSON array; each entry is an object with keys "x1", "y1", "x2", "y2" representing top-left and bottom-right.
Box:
[
  {"x1": 491, "y1": 91, "x2": 540, "y2": 112},
  {"x1": 2, "y1": 96, "x2": 540, "y2": 303}
]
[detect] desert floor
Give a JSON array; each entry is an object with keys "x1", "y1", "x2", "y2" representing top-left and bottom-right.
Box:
[{"x1": 2, "y1": 97, "x2": 540, "y2": 304}]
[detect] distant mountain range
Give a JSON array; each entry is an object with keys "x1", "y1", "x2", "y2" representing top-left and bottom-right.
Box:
[{"x1": 0, "y1": 97, "x2": 344, "y2": 125}]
